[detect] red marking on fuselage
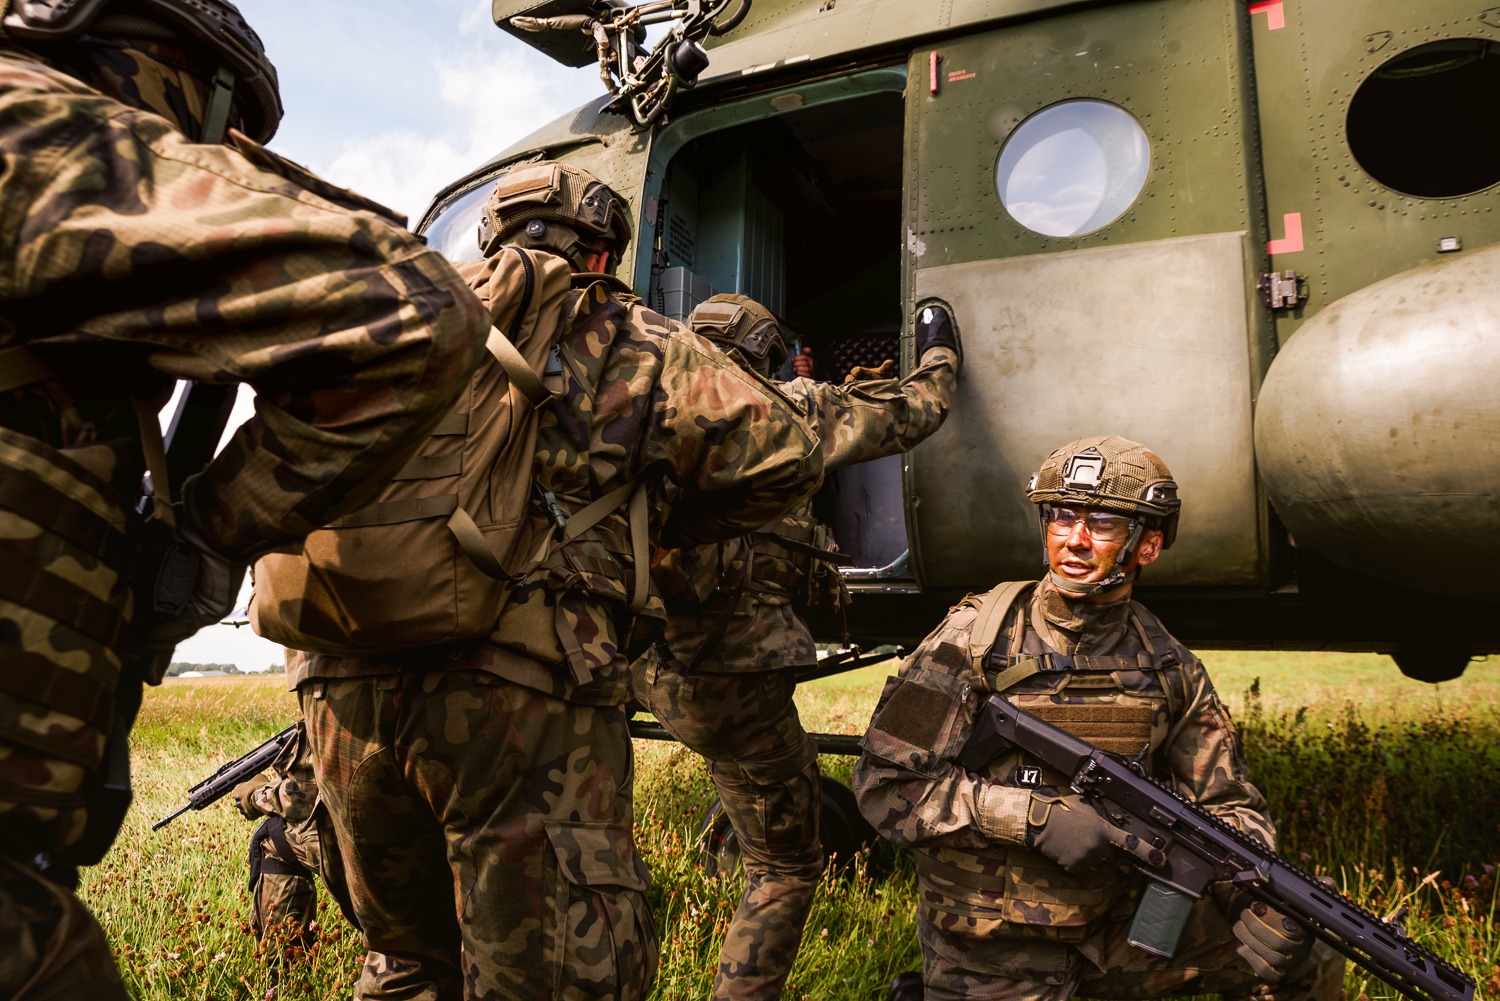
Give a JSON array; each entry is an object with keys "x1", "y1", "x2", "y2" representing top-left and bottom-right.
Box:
[
  {"x1": 1249, "y1": 1, "x2": 1285, "y2": 30},
  {"x1": 1268, "y1": 212, "x2": 1303, "y2": 254}
]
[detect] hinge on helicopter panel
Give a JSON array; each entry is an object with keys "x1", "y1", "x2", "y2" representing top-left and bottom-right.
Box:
[{"x1": 1257, "y1": 270, "x2": 1306, "y2": 310}]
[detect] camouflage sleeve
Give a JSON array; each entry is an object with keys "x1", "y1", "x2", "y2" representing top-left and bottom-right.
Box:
[
  {"x1": 851, "y1": 605, "x2": 1025, "y2": 850},
  {"x1": 649, "y1": 330, "x2": 824, "y2": 549},
  {"x1": 1162, "y1": 653, "x2": 1277, "y2": 846},
  {"x1": 247, "y1": 721, "x2": 318, "y2": 823},
  {"x1": 246, "y1": 772, "x2": 316, "y2": 825},
  {"x1": 0, "y1": 60, "x2": 486, "y2": 558},
  {"x1": 782, "y1": 346, "x2": 958, "y2": 472}
]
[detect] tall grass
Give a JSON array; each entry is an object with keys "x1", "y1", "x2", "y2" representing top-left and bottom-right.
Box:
[{"x1": 76, "y1": 660, "x2": 1500, "y2": 1000}]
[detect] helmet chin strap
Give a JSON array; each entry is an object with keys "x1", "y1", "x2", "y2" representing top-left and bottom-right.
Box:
[{"x1": 1042, "y1": 520, "x2": 1145, "y2": 598}]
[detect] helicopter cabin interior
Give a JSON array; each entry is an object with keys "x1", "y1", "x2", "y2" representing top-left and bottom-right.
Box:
[{"x1": 643, "y1": 88, "x2": 909, "y2": 573}]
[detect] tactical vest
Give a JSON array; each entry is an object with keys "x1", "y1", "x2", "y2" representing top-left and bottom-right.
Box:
[
  {"x1": 916, "y1": 581, "x2": 1188, "y2": 943},
  {"x1": 718, "y1": 496, "x2": 848, "y2": 614},
  {"x1": 0, "y1": 344, "x2": 174, "y2": 854}
]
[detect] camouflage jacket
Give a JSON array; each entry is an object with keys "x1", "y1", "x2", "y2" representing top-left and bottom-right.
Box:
[
  {"x1": 852, "y1": 582, "x2": 1269, "y2": 957},
  {"x1": 293, "y1": 263, "x2": 824, "y2": 705},
  {"x1": 652, "y1": 347, "x2": 958, "y2": 672},
  {"x1": 0, "y1": 49, "x2": 485, "y2": 559}
]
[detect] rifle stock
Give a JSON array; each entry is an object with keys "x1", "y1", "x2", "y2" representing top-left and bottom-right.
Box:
[{"x1": 959, "y1": 693, "x2": 1476, "y2": 1001}]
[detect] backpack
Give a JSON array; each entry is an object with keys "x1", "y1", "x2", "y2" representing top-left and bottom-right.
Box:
[{"x1": 250, "y1": 248, "x2": 636, "y2": 655}]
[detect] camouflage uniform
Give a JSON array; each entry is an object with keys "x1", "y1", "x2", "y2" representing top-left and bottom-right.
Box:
[
  {"x1": 852, "y1": 582, "x2": 1344, "y2": 1001},
  {"x1": 239, "y1": 722, "x2": 358, "y2": 957},
  {"x1": 0, "y1": 30, "x2": 484, "y2": 1001},
  {"x1": 292, "y1": 247, "x2": 824, "y2": 1000},
  {"x1": 638, "y1": 345, "x2": 959, "y2": 1001}
]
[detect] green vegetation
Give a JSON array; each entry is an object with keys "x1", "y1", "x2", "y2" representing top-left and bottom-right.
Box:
[{"x1": 80, "y1": 656, "x2": 1500, "y2": 1000}]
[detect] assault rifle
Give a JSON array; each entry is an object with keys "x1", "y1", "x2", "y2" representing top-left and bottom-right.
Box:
[
  {"x1": 958, "y1": 693, "x2": 1475, "y2": 1001},
  {"x1": 152, "y1": 724, "x2": 297, "y2": 831}
]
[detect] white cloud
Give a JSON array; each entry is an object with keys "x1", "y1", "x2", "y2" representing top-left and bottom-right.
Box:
[{"x1": 322, "y1": 44, "x2": 602, "y2": 222}]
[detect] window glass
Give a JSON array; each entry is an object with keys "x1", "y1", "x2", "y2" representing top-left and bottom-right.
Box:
[
  {"x1": 1348, "y1": 39, "x2": 1500, "y2": 198},
  {"x1": 996, "y1": 101, "x2": 1150, "y2": 237},
  {"x1": 420, "y1": 182, "x2": 491, "y2": 262}
]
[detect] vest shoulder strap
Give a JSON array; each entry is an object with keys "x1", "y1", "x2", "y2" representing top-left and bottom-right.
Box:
[{"x1": 966, "y1": 580, "x2": 1038, "y2": 666}]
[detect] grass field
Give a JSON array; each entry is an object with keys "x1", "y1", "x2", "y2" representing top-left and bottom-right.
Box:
[{"x1": 80, "y1": 652, "x2": 1500, "y2": 1000}]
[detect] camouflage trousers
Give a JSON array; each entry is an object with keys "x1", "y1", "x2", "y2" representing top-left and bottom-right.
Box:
[
  {"x1": 300, "y1": 668, "x2": 658, "y2": 1001},
  {"x1": 0, "y1": 852, "x2": 130, "y2": 1001},
  {"x1": 917, "y1": 891, "x2": 1345, "y2": 1001},
  {"x1": 248, "y1": 814, "x2": 317, "y2": 952},
  {"x1": 634, "y1": 654, "x2": 823, "y2": 1001}
]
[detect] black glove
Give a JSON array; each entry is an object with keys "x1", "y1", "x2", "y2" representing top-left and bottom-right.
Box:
[
  {"x1": 1233, "y1": 898, "x2": 1313, "y2": 983},
  {"x1": 132, "y1": 505, "x2": 248, "y2": 679},
  {"x1": 915, "y1": 304, "x2": 959, "y2": 360},
  {"x1": 232, "y1": 774, "x2": 272, "y2": 820},
  {"x1": 1026, "y1": 789, "x2": 1166, "y2": 876}
]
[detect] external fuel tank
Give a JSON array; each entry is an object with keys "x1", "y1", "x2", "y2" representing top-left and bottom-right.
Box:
[{"x1": 1254, "y1": 245, "x2": 1500, "y2": 601}]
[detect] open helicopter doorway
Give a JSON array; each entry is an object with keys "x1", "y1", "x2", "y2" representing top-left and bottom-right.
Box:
[{"x1": 647, "y1": 89, "x2": 909, "y2": 574}]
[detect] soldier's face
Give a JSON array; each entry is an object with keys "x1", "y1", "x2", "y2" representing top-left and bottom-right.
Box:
[{"x1": 1045, "y1": 505, "x2": 1164, "y2": 588}]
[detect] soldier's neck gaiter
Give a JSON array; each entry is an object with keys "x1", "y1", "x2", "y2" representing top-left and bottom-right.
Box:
[{"x1": 1035, "y1": 584, "x2": 1133, "y2": 656}]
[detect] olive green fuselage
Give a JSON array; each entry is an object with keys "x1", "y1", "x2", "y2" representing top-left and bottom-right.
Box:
[{"x1": 421, "y1": 0, "x2": 1500, "y2": 675}]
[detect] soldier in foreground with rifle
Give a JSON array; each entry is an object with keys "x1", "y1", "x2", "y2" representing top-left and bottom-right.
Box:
[
  {"x1": 0, "y1": 1, "x2": 486, "y2": 997},
  {"x1": 852, "y1": 437, "x2": 1346, "y2": 1001}
]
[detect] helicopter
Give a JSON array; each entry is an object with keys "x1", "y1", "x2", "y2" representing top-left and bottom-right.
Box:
[{"x1": 413, "y1": 0, "x2": 1500, "y2": 684}]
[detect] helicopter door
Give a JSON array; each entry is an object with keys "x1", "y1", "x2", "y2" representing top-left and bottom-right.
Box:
[{"x1": 900, "y1": 0, "x2": 1275, "y2": 593}]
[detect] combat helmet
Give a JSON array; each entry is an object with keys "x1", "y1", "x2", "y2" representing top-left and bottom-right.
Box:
[
  {"x1": 1026, "y1": 435, "x2": 1182, "y2": 595},
  {"x1": 478, "y1": 160, "x2": 632, "y2": 272},
  {"x1": 687, "y1": 294, "x2": 787, "y2": 378},
  {"x1": 2, "y1": 0, "x2": 283, "y2": 143}
]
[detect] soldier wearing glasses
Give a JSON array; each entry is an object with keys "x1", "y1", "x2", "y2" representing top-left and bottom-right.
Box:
[{"x1": 853, "y1": 436, "x2": 1342, "y2": 1001}]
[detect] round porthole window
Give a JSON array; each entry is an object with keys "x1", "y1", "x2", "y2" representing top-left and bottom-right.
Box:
[
  {"x1": 996, "y1": 100, "x2": 1150, "y2": 238},
  {"x1": 1348, "y1": 39, "x2": 1500, "y2": 198}
]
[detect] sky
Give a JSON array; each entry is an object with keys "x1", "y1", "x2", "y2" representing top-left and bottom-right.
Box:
[
  {"x1": 239, "y1": 0, "x2": 605, "y2": 222},
  {"x1": 171, "y1": 0, "x2": 609, "y2": 672}
]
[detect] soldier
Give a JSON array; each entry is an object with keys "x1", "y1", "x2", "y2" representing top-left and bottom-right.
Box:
[
  {"x1": 852, "y1": 436, "x2": 1345, "y2": 1001},
  {"x1": 636, "y1": 295, "x2": 961, "y2": 1001},
  {"x1": 289, "y1": 162, "x2": 825, "y2": 1001},
  {"x1": 231, "y1": 722, "x2": 358, "y2": 962},
  {"x1": 0, "y1": 2, "x2": 486, "y2": 998}
]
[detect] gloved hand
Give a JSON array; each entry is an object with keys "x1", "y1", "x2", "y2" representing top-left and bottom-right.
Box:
[
  {"x1": 915, "y1": 304, "x2": 960, "y2": 366},
  {"x1": 1026, "y1": 789, "x2": 1168, "y2": 876},
  {"x1": 845, "y1": 359, "x2": 898, "y2": 383},
  {"x1": 1233, "y1": 898, "x2": 1313, "y2": 983},
  {"x1": 133, "y1": 504, "x2": 248, "y2": 668},
  {"x1": 232, "y1": 774, "x2": 272, "y2": 820}
]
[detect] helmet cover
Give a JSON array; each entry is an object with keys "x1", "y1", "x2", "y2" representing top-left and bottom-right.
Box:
[
  {"x1": 1026, "y1": 435, "x2": 1181, "y2": 548},
  {"x1": 3, "y1": 0, "x2": 284, "y2": 142},
  {"x1": 478, "y1": 160, "x2": 632, "y2": 261},
  {"x1": 687, "y1": 294, "x2": 788, "y2": 377}
]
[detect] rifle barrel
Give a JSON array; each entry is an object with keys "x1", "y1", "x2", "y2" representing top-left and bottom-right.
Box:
[{"x1": 151, "y1": 803, "x2": 194, "y2": 831}]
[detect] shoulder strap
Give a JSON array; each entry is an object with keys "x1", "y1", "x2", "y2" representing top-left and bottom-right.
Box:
[
  {"x1": 1129, "y1": 601, "x2": 1182, "y2": 715},
  {"x1": 967, "y1": 580, "x2": 1037, "y2": 664}
]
